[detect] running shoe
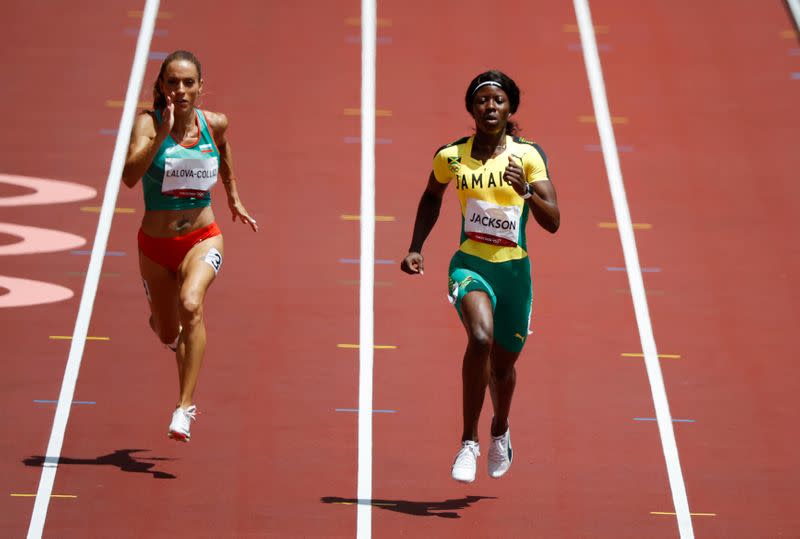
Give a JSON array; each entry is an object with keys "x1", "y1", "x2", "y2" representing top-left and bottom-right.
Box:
[
  {"x1": 487, "y1": 425, "x2": 512, "y2": 478},
  {"x1": 167, "y1": 405, "x2": 197, "y2": 442},
  {"x1": 451, "y1": 440, "x2": 480, "y2": 483}
]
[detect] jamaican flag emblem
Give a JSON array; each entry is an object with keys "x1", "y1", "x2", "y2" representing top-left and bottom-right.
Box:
[{"x1": 447, "y1": 156, "x2": 461, "y2": 173}]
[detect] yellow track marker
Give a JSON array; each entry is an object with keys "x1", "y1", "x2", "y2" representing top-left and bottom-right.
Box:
[
  {"x1": 345, "y1": 17, "x2": 392, "y2": 27},
  {"x1": 127, "y1": 10, "x2": 172, "y2": 18},
  {"x1": 650, "y1": 511, "x2": 717, "y2": 517},
  {"x1": 341, "y1": 215, "x2": 395, "y2": 221},
  {"x1": 106, "y1": 100, "x2": 150, "y2": 109},
  {"x1": 50, "y1": 336, "x2": 110, "y2": 341},
  {"x1": 11, "y1": 493, "x2": 77, "y2": 498},
  {"x1": 598, "y1": 222, "x2": 652, "y2": 230},
  {"x1": 337, "y1": 344, "x2": 397, "y2": 350},
  {"x1": 344, "y1": 108, "x2": 392, "y2": 117},
  {"x1": 80, "y1": 206, "x2": 136, "y2": 214},
  {"x1": 622, "y1": 353, "x2": 681, "y2": 359},
  {"x1": 579, "y1": 115, "x2": 628, "y2": 124},
  {"x1": 781, "y1": 29, "x2": 798, "y2": 39},
  {"x1": 563, "y1": 23, "x2": 609, "y2": 34}
]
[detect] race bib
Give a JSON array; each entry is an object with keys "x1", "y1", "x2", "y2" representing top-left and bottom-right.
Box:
[
  {"x1": 464, "y1": 198, "x2": 521, "y2": 247},
  {"x1": 162, "y1": 157, "x2": 218, "y2": 198}
]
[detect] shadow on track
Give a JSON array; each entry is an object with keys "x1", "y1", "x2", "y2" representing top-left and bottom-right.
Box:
[
  {"x1": 320, "y1": 495, "x2": 496, "y2": 519},
  {"x1": 23, "y1": 448, "x2": 177, "y2": 479}
]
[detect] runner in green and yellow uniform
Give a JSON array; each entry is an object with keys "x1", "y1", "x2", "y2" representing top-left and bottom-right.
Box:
[{"x1": 401, "y1": 70, "x2": 560, "y2": 483}]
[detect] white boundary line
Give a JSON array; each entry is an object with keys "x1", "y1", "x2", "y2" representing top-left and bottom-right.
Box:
[
  {"x1": 571, "y1": 1, "x2": 694, "y2": 537},
  {"x1": 787, "y1": 0, "x2": 800, "y2": 32},
  {"x1": 26, "y1": 1, "x2": 160, "y2": 537},
  {"x1": 357, "y1": 1, "x2": 376, "y2": 538}
]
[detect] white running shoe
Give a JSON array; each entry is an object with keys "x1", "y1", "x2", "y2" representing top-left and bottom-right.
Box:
[
  {"x1": 451, "y1": 440, "x2": 480, "y2": 483},
  {"x1": 167, "y1": 405, "x2": 197, "y2": 442},
  {"x1": 487, "y1": 425, "x2": 512, "y2": 478}
]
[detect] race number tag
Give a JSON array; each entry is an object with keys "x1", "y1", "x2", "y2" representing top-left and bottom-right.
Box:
[
  {"x1": 464, "y1": 198, "x2": 521, "y2": 247},
  {"x1": 162, "y1": 157, "x2": 218, "y2": 198}
]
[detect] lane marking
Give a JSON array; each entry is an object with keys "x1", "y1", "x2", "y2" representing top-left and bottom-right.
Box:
[
  {"x1": 357, "y1": 3, "x2": 377, "y2": 538},
  {"x1": 651, "y1": 512, "x2": 715, "y2": 517},
  {"x1": 346, "y1": 16, "x2": 390, "y2": 27},
  {"x1": 338, "y1": 344, "x2": 396, "y2": 349},
  {"x1": 569, "y1": 43, "x2": 612, "y2": 52},
  {"x1": 573, "y1": 2, "x2": 694, "y2": 537},
  {"x1": 339, "y1": 258, "x2": 395, "y2": 265},
  {"x1": 614, "y1": 288, "x2": 665, "y2": 295},
  {"x1": 49, "y1": 336, "x2": 109, "y2": 341},
  {"x1": 336, "y1": 409, "x2": 397, "y2": 413},
  {"x1": 598, "y1": 222, "x2": 652, "y2": 229},
  {"x1": 27, "y1": 3, "x2": 160, "y2": 538},
  {"x1": 585, "y1": 144, "x2": 634, "y2": 152},
  {"x1": 622, "y1": 353, "x2": 681, "y2": 359},
  {"x1": 564, "y1": 23, "x2": 608, "y2": 33},
  {"x1": 70, "y1": 250, "x2": 126, "y2": 256},
  {"x1": 339, "y1": 280, "x2": 393, "y2": 287},
  {"x1": 634, "y1": 418, "x2": 696, "y2": 423},
  {"x1": 341, "y1": 215, "x2": 395, "y2": 221},
  {"x1": 346, "y1": 36, "x2": 393, "y2": 45},
  {"x1": 13, "y1": 494, "x2": 77, "y2": 499},
  {"x1": 127, "y1": 9, "x2": 171, "y2": 18},
  {"x1": 606, "y1": 267, "x2": 661, "y2": 272},
  {"x1": 579, "y1": 115, "x2": 628, "y2": 124},
  {"x1": 105, "y1": 100, "x2": 150, "y2": 109},
  {"x1": 80, "y1": 207, "x2": 135, "y2": 214},
  {"x1": 344, "y1": 136, "x2": 393, "y2": 144},
  {"x1": 344, "y1": 108, "x2": 392, "y2": 117},
  {"x1": 33, "y1": 400, "x2": 96, "y2": 405}
]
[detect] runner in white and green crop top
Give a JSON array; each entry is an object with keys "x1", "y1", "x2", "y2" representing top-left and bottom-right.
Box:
[
  {"x1": 401, "y1": 70, "x2": 560, "y2": 484},
  {"x1": 122, "y1": 50, "x2": 257, "y2": 443}
]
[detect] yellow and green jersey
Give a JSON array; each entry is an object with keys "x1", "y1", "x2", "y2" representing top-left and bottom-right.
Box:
[{"x1": 433, "y1": 135, "x2": 550, "y2": 263}]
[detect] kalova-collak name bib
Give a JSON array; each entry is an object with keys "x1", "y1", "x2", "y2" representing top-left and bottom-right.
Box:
[
  {"x1": 162, "y1": 157, "x2": 218, "y2": 198},
  {"x1": 464, "y1": 198, "x2": 521, "y2": 247}
]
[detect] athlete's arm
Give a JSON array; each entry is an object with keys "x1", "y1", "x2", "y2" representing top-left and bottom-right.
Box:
[
  {"x1": 528, "y1": 179, "x2": 559, "y2": 233},
  {"x1": 204, "y1": 111, "x2": 258, "y2": 232},
  {"x1": 401, "y1": 172, "x2": 448, "y2": 275},
  {"x1": 122, "y1": 107, "x2": 170, "y2": 188},
  {"x1": 503, "y1": 157, "x2": 560, "y2": 233}
]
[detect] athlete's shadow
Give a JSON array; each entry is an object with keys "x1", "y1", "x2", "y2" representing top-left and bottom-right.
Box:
[
  {"x1": 320, "y1": 495, "x2": 496, "y2": 519},
  {"x1": 23, "y1": 449, "x2": 176, "y2": 479}
]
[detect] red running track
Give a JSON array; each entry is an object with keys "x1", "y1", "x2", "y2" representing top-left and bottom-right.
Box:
[{"x1": 1, "y1": 1, "x2": 798, "y2": 538}]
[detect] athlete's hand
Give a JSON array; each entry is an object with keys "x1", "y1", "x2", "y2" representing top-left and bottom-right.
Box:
[
  {"x1": 228, "y1": 199, "x2": 258, "y2": 232},
  {"x1": 401, "y1": 252, "x2": 424, "y2": 275},
  {"x1": 503, "y1": 156, "x2": 527, "y2": 197},
  {"x1": 158, "y1": 96, "x2": 175, "y2": 138}
]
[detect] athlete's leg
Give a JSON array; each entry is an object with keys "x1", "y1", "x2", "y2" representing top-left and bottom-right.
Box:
[
  {"x1": 459, "y1": 290, "x2": 494, "y2": 442},
  {"x1": 174, "y1": 235, "x2": 224, "y2": 408},
  {"x1": 488, "y1": 344, "x2": 522, "y2": 436},
  {"x1": 138, "y1": 251, "x2": 180, "y2": 346}
]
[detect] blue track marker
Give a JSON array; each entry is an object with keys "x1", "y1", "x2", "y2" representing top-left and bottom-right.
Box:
[
  {"x1": 99, "y1": 129, "x2": 118, "y2": 135},
  {"x1": 584, "y1": 144, "x2": 634, "y2": 152},
  {"x1": 70, "y1": 251, "x2": 126, "y2": 257},
  {"x1": 339, "y1": 258, "x2": 395, "y2": 265},
  {"x1": 634, "y1": 417, "x2": 695, "y2": 423},
  {"x1": 34, "y1": 400, "x2": 96, "y2": 405},
  {"x1": 606, "y1": 266, "x2": 661, "y2": 272},
  {"x1": 148, "y1": 51, "x2": 168, "y2": 61},
  {"x1": 336, "y1": 409, "x2": 396, "y2": 413}
]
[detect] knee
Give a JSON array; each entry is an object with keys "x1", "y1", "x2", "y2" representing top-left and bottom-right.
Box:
[
  {"x1": 467, "y1": 322, "x2": 493, "y2": 352},
  {"x1": 178, "y1": 290, "x2": 204, "y2": 324},
  {"x1": 491, "y1": 363, "x2": 515, "y2": 384}
]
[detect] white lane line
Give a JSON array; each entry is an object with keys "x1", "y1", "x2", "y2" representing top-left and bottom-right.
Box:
[
  {"x1": 26, "y1": 2, "x2": 160, "y2": 538},
  {"x1": 571, "y1": 1, "x2": 695, "y2": 538},
  {"x1": 357, "y1": 1, "x2": 377, "y2": 538},
  {"x1": 787, "y1": 0, "x2": 800, "y2": 31}
]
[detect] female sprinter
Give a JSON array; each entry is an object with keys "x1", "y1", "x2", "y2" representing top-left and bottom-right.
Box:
[
  {"x1": 401, "y1": 70, "x2": 560, "y2": 482},
  {"x1": 122, "y1": 50, "x2": 257, "y2": 442}
]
